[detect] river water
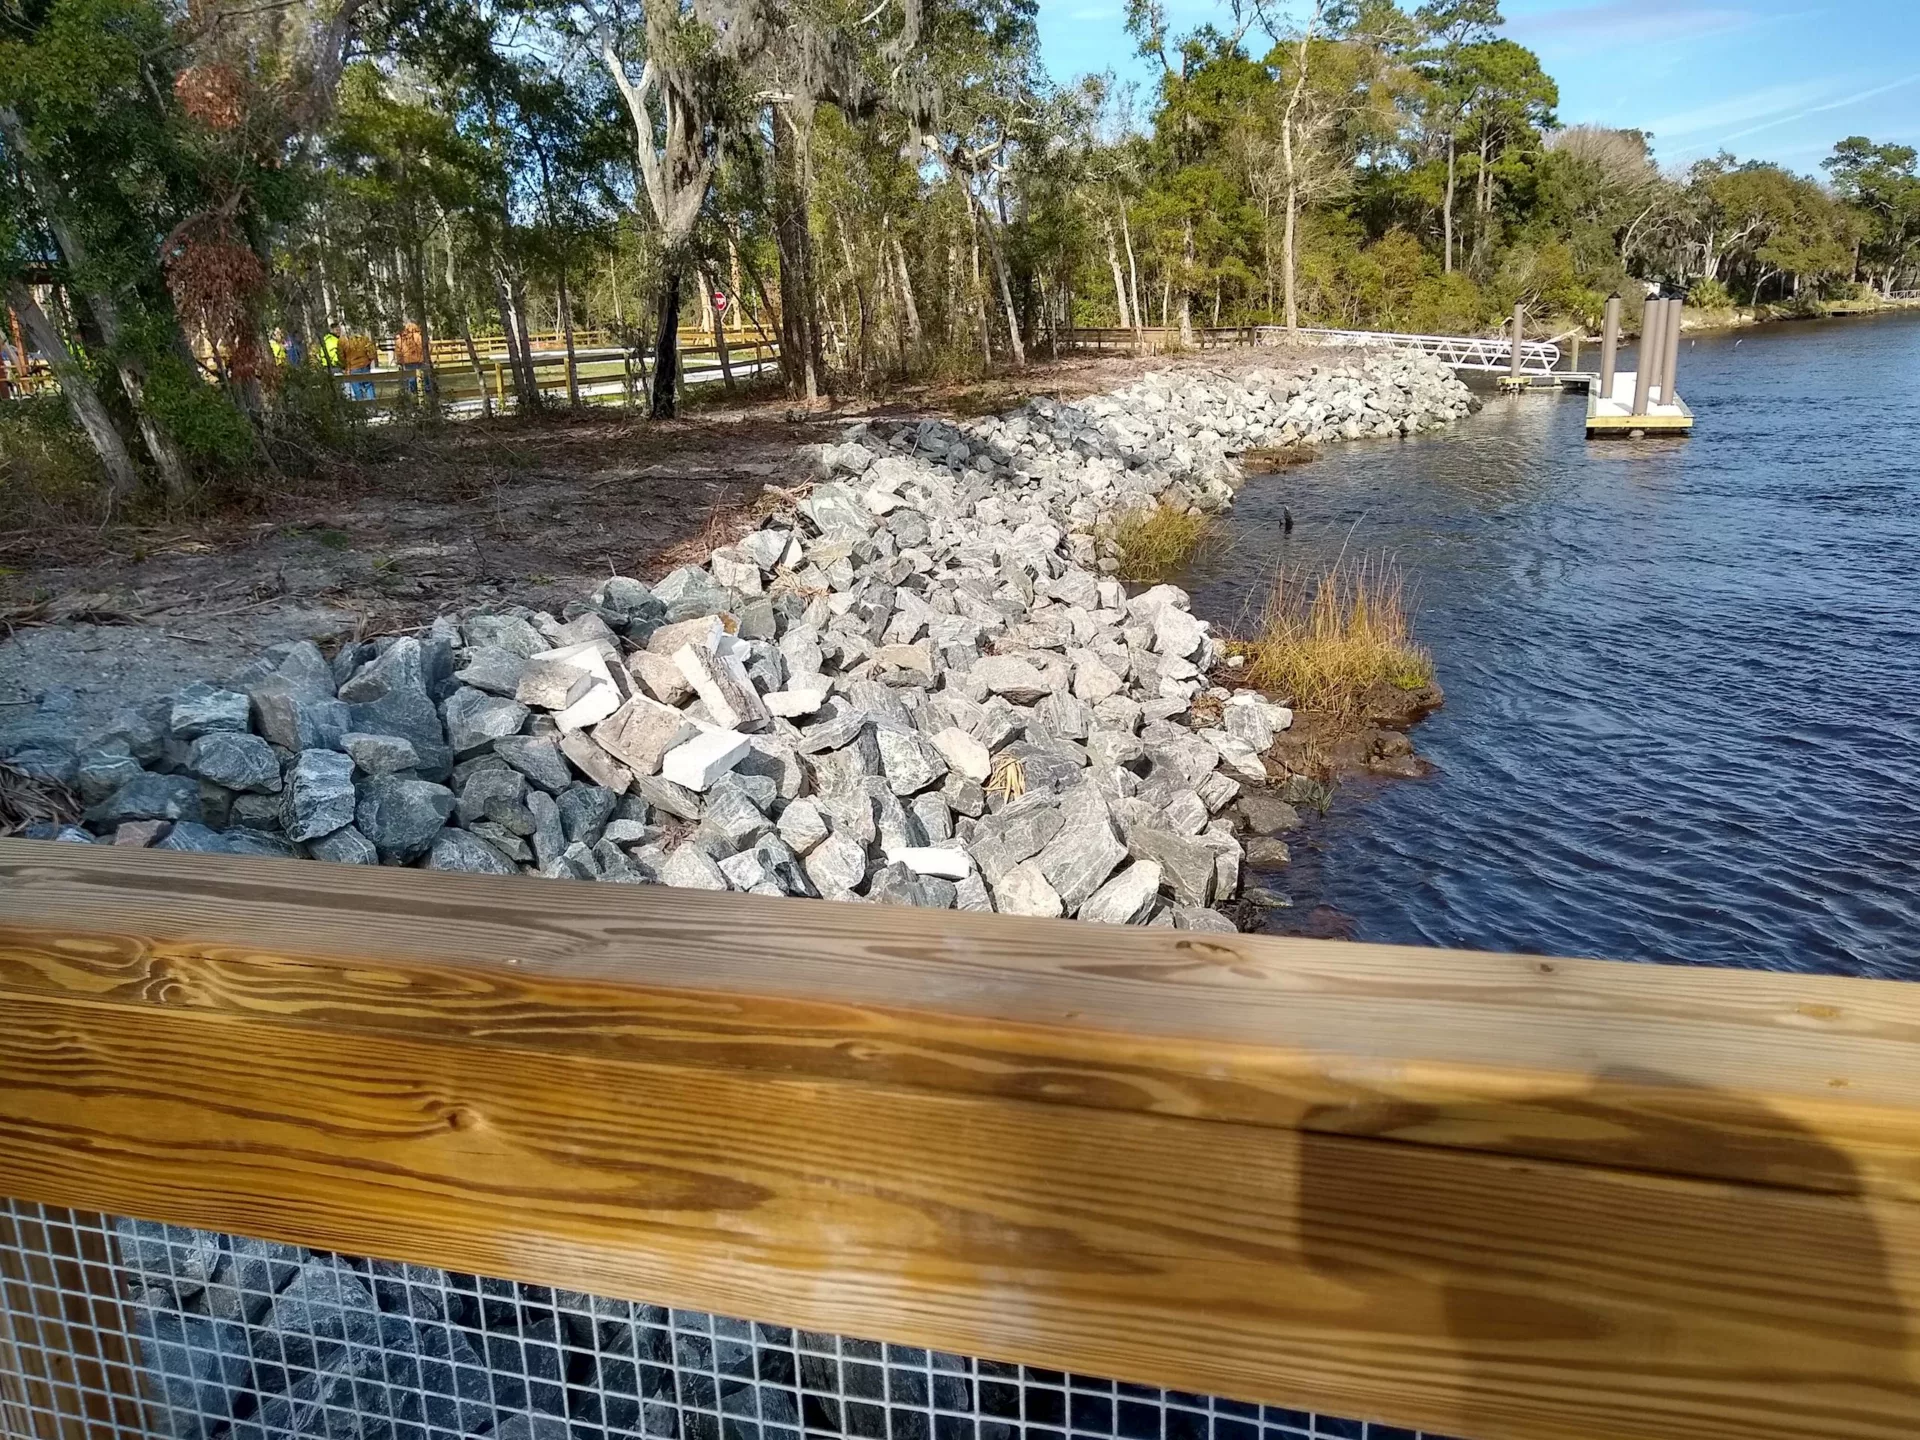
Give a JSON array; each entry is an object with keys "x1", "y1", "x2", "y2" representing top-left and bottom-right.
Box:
[{"x1": 1186, "y1": 313, "x2": 1920, "y2": 979}]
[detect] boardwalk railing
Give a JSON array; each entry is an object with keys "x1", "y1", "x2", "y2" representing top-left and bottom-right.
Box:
[
  {"x1": 1060, "y1": 325, "x2": 1564, "y2": 374},
  {"x1": 0, "y1": 332, "x2": 776, "y2": 407},
  {"x1": 341, "y1": 338, "x2": 781, "y2": 415},
  {"x1": 0, "y1": 838, "x2": 1916, "y2": 1440}
]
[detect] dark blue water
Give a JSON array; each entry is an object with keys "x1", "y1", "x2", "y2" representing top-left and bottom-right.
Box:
[{"x1": 1188, "y1": 314, "x2": 1920, "y2": 978}]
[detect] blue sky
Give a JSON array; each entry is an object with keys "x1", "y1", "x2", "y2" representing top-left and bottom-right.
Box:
[{"x1": 1036, "y1": 0, "x2": 1920, "y2": 175}]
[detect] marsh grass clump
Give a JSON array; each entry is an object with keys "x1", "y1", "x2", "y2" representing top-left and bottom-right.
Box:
[
  {"x1": 1111, "y1": 503, "x2": 1217, "y2": 583},
  {"x1": 1233, "y1": 554, "x2": 1432, "y2": 717}
]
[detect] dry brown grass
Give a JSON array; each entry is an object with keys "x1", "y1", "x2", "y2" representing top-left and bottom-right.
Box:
[
  {"x1": 0, "y1": 763, "x2": 80, "y2": 835},
  {"x1": 1229, "y1": 553, "x2": 1432, "y2": 716},
  {"x1": 1111, "y1": 504, "x2": 1216, "y2": 584}
]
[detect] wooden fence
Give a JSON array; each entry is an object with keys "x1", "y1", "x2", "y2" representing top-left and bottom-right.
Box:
[
  {"x1": 0, "y1": 838, "x2": 1916, "y2": 1439},
  {"x1": 344, "y1": 337, "x2": 781, "y2": 415},
  {"x1": 420, "y1": 327, "x2": 756, "y2": 367},
  {"x1": 1056, "y1": 326, "x2": 1274, "y2": 355}
]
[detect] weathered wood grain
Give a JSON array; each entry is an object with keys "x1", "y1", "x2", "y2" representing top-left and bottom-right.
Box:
[
  {"x1": 1, "y1": 842, "x2": 1917, "y2": 1198},
  {"x1": 0, "y1": 840, "x2": 1918, "y2": 1440},
  {"x1": 1, "y1": 987, "x2": 1916, "y2": 1440}
]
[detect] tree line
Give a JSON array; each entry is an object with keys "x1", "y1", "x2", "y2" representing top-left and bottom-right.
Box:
[{"x1": 4, "y1": 0, "x2": 1917, "y2": 506}]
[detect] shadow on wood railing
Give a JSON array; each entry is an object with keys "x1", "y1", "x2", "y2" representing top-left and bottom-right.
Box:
[{"x1": 0, "y1": 838, "x2": 1915, "y2": 1440}]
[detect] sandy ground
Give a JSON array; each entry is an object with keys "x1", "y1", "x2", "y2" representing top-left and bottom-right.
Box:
[{"x1": 0, "y1": 348, "x2": 1326, "y2": 739}]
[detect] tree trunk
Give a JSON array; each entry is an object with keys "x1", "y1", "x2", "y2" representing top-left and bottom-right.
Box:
[
  {"x1": 1472, "y1": 129, "x2": 1492, "y2": 271},
  {"x1": 1442, "y1": 132, "x2": 1456, "y2": 274},
  {"x1": 976, "y1": 198, "x2": 1025, "y2": 367},
  {"x1": 558, "y1": 265, "x2": 580, "y2": 406},
  {"x1": 492, "y1": 272, "x2": 534, "y2": 412},
  {"x1": 8, "y1": 281, "x2": 142, "y2": 505},
  {"x1": 833, "y1": 216, "x2": 872, "y2": 380},
  {"x1": 892, "y1": 236, "x2": 923, "y2": 352},
  {"x1": 1105, "y1": 221, "x2": 1132, "y2": 330},
  {"x1": 1178, "y1": 221, "x2": 1195, "y2": 347},
  {"x1": 1283, "y1": 184, "x2": 1300, "y2": 333},
  {"x1": 772, "y1": 107, "x2": 822, "y2": 403},
  {"x1": 651, "y1": 265, "x2": 682, "y2": 419},
  {"x1": 702, "y1": 267, "x2": 735, "y2": 392},
  {"x1": 508, "y1": 271, "x2": 539, "y2": 403},
  {"x1": 969, "y1": 215, "x2": 992, "y2": 364},
  {"x1": 461, "y1": 325, "x2": 492, "y2": 419},
  {"x1": 102, "y1": 347, "x2": 192, "y2": 501},
  {"x1": 729, "y1": 234, "x2": 744, "y2": 331}
]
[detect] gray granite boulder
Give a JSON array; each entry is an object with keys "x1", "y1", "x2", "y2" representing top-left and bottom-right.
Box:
[
  {"x1": 355, "y1": 776, "x2": 456, "y2": 861},
  {"x1": 187, "y1": 733, "x2": 282, "y2": 794},
  {"x1": 283, "y1": 750, "x2": 358, "y2": 842}
]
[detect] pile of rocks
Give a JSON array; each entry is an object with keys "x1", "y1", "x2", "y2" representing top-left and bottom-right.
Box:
[
  {"x1": 113, "y1": 1216, "x2": 635, "y2": 1437},
  {"x1": 2, "y1": 354, "x2": 1473, "y2": 931},
  {"x1": 1071, "y1": 351, "x2": 1478, "y2": 474}
]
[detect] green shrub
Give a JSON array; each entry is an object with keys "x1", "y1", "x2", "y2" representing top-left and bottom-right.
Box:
[
  {"x1": 0, "y1": 393, "x2": 106, "y2": 518},
  {"x1": 1686, "y1": 277, "x2": 1735, "y2": 310},
  {"x1": 140, "y1": 355, "x2": 254, "y2": 472}
]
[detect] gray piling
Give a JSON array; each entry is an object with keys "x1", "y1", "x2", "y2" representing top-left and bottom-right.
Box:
[
  {"x1": 1663, "y1": 298, "x2": 1684, "y2": 403},
  {"x1": 1631, "y1": 296, "x2": 1661, "y2": 416},
  {"x1": 1651, "y1": 297, "x2": 1666, "y2": 403},
  {"x1": 1509, "y1": 303, "x2": 1525, "y2": 380},
  {"x1": 1600, "y1": 295, "x2": 1620, "y2": 401}
]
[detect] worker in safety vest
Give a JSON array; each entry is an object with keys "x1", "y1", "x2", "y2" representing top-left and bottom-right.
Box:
[
  {"x1": 321, "y1": 331, "x2": 342, "y2": 368},
  {"x1": 395, "y1": 322, "x2": 425, "y2": 395}
]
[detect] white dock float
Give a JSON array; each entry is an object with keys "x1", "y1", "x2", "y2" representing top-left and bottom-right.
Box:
[{"x1": 1585, "y1": 371, "x2": 1694, "y2": 438}]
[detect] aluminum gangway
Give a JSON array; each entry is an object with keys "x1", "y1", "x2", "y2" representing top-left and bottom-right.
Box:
[{"x1": 1246, "y1": 323, "x2": 1563, "y2": 374}]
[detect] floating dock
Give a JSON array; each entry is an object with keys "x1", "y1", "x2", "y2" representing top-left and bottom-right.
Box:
[{"x1": 1585, "y1": 370, "x2": 1694, "y2": 437}]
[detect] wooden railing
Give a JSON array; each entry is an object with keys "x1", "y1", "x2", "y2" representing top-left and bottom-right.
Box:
[
  {"x1": 421, "y1": 327, "x2": 753, "y2": 366},
  {"x1": 345, "y1": 337, "x2": 781, "y2": 413},
  {"x1": 0, "y1": 837, "x2": 1917, "y2": 1439}
]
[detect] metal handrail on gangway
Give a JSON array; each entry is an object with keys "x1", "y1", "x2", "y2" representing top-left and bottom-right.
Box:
[{"x1": 1243, "y1": 324, "x2": 1563, "y2": 374}]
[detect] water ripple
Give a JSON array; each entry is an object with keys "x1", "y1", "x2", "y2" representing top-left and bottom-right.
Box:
[{"x1": 1188, "y1": 314, "x2": 1920, "y2": 979}]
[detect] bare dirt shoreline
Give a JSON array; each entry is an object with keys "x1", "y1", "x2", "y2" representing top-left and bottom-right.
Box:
[{"x1": 0, "y1": 350, "x2": 1347, "y2": 736}]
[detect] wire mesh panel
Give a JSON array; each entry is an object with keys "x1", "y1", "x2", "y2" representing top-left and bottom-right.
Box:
[{"x1": 0, "y1": 1199, "x2": 1460, "y2": 1440}]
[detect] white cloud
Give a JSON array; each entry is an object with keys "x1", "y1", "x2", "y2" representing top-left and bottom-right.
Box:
[
  {"x1": 1645, "y1": 79, "x2": 1832, "y2": 138},
  {"x1": 1506, "y1": 0, "x2": 1758, "y2": 55},
  {"x1": 1666, "y1": 69, "x2": 1920, "y2": 155}
]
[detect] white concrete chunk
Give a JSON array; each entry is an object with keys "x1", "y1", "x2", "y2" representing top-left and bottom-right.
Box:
[
  {"x1": 929, "y1": 727, "x2": 991, "y2": 782},
  {"x1": 884, "y1": 845, "x2": 973, "y2": 879},
  {"x1": 661, "y1": 728, "x2": 752, "y2": 791}
]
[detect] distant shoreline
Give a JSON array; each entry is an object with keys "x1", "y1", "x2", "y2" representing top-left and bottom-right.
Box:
[{"x1": 1677, "y1": 295, "x2": 1920, "y2": 334}]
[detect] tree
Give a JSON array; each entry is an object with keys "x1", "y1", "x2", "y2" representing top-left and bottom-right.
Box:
[
  {"x1": 1410, "y1": 0, "x2": 1500, "y2": 273},
  {"x1": 1248, "y1": 1, "x2": 1404, "y2": 330},
  {"x1": 1454, "y1": 37, "x2": 1554, "y2": 271},
  {"x1": 1824, "y1": 137, "x2": 1920, "y2": 294},
  {"x1": 1128, "y1": 2, "x2": 1264, "y2": 342}
]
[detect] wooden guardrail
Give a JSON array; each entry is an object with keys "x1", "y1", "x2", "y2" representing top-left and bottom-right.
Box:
[
  {"x1": 0, "y1": 838, "x2": 1916, "y2": 1439},
  {"x1": 346, "y1": 338, "x2": 780, "y2": 413},
  {"x1": 423, "y1": 328, "x2": 749, "y2": 366}
]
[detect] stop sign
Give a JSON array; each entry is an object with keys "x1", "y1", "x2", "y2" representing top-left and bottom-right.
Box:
[{"x1": 712, "y1": 291, "x2": 728, "y2": 314}]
